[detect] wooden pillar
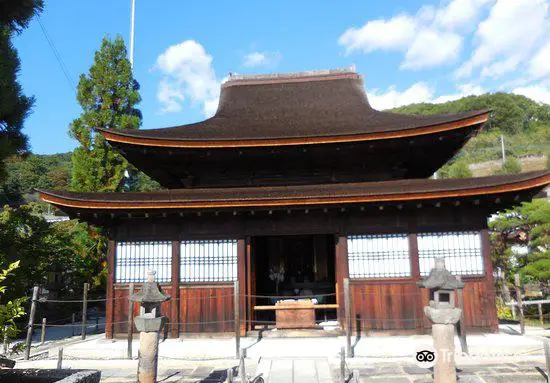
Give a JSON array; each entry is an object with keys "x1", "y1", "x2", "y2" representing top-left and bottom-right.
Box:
[
  {"x1": 237, "y1": 239, "x2": 246, "y2": 336},
  {"x1": 245, "y1": 238, "x2": 254, "y2": 332},
  {"x1": 335, "y1": 235, "x2": 349, "y2": 329},
  {"x1": 170, "y1": 240, "x2": 180, "y2": 338},
  {"x1": 481, "y1": 228, "x2": 499, "y2": 332},
  {"x1": 409, "y1": 233, "x2": 424, "y2": 333},
  {"x1": 105, "y1": 240, "x2": 116, "y2": 339}
]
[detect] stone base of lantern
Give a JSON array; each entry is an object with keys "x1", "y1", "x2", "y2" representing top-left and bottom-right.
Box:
[
  {"x1": 425, "y1": 306, "x2": 461, "y2": 383},
  {"x1": 135, "y1": 315, "x2": 167, "y2": 383},
  {"x1": 432, "y1": 323, "x2": 456, "y2": 383}
]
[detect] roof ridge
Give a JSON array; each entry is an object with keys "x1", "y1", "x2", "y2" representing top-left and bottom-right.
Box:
[{"x1": 222, "y1": 68, "x2": 360, "y2": 87}]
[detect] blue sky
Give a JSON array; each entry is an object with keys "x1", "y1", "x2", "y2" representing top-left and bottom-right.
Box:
[{"x1": 14, "y1": 0, "x2": 550, "y2": 154}]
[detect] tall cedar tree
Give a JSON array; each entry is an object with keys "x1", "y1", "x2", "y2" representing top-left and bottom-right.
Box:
[
  {"x1": 0, "y1": 0, "x2": 43, "y2": 183},
  {"x1": 70, "y1": 36, "x2": 141, "y2": 192}
]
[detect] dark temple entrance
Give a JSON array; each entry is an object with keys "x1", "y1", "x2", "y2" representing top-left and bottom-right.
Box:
[{"x1": 249, "y1": 235, "x2": 337, "y2": 329}]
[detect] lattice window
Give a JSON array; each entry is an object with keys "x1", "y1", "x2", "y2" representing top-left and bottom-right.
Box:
[
  {"x1": 115, "y1": 241, "x2": 172, "y2": 283},
  {"x1": 348, "y1": 234, "x2": 411, "y2": 278},
  {"x1": 418, "y1": 231, "x2": 483, "y2": 276},
  {"x1": 180, "y1": 240, "x2": 238, "y2": 282}
]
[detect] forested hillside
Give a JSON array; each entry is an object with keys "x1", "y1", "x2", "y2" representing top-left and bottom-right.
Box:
[
  {"x1": 1, "y1": 153, "x2": 71, "y2": 205},
  {"x1": 1, "y1": 152, "x2": 160, "y2": 206},
  {"x1": 391, "y1": 92, "x2": 550, "y2": 178}
]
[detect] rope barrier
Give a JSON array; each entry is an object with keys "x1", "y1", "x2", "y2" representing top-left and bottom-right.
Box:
[
  {"x1": 33, "y1": 289, "x2": 547, "y2": 302},
  {"x1": 22, "y1": 312, "x2": 548, "y2": 330}
]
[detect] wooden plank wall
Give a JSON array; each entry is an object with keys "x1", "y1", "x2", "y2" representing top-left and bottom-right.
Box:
[
  {"x1": 111, "y1": 239, "x2": 246, "y2": 337},
  {"x1": 350, "y1": 279, "x2": 497, "y2": 333},
  {"x1": 112, "y1": 285, "x2": 173, "y2": 336},
  {"x1": 346, "y1": 230, "x2": 498, "y2": 333},
  {"x1": 350, "y1": 282, "x2": 423, "y2": 332},
  {"x1": 178, "y1": 285, "x2": 234, "y2": 333},
  {"x1": 111, "y1": 284, "x2": 240, "y2": 336}
]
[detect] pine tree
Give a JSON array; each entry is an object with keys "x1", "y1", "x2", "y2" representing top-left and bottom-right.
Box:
[
  {"x1": 0, "y1": 0, "x2": 43, "y2": 184},
  {"x1": 70, "y1": 36, "x2": 141, "y2": 192}
]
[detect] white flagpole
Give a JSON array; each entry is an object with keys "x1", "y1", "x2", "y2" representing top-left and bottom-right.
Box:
[
  {"x1": 129, "y1": 0, "x2": 136, "y2": 69},
  {"x1": 123, "y1": 0, "x2": 136, "y2": 191}
]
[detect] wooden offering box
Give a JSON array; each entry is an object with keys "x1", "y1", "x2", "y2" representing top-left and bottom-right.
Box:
[{"x1": 275, "y1": 299, "x2": 316, "y2": 329}]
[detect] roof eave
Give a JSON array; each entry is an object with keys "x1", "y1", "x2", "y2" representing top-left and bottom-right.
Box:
[
  {"x1": 96, "y1": 111, "x2": 489, "y2": 149},
  {"x1": 37, "y1": 171, "x2": 549, "y2": 211}
]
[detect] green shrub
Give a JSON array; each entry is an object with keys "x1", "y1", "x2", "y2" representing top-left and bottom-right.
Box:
[
  {"x1": 493, "y1": 157, "x2": 522, "y2": 175},
  {"x1": 496, "y1": 297, "x2": 513, "y2": 320}
]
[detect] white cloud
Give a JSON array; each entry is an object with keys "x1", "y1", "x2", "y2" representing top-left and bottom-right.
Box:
[
  {"x1": 432, "y1": 84, "x2": 485, "y2": 103},
  {"x1": 242, "y1": 51, "x2": 281, "y2": 68},
  {"x1": 367, "y1": 82, "x2": 488, "y2": 110},
  {"x1": 434, "y1": 0, "x2": 495, "y2": 29},
  {"x1": 155, "y1": 40, "x2": 221, "y2": 116},
  {"x1": 401, "y1": 30, "x2": 462, "y2": 69},
  {"x1": 513, "y1": 85, "x2": 550, "y2": 104},
  {"x1": 338, "y1": 15, "x2": 417, "y2": 54},
  {"x1": 455, "y1": 0, "x2": 550, "y2": 79},
  {"x1": 528, "y1": 41, "x2": 550, "y2": 79},
  {"x1": 368, "y1": 82, "x2": 434, "y2": 110},
  {"x1": 156, "y1": 80, "x2": 185, "y2": 113},
  {"x1": 338, "y1": 0, "x2": 492, "y2": 70}
]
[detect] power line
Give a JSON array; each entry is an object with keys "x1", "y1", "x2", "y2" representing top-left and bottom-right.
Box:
[{"x1": 36, "y1": 16, "x2": 76, "y2": 93}]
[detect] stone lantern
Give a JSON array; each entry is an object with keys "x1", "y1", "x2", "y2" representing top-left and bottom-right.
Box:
[
  {"x1": 131, "y1": 270, "x2": 171, "y2": 383},
  {"x1": 418, "y1": 257, "x2": 464, "y2": 383}
]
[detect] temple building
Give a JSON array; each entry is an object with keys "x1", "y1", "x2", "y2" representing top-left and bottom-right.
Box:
[{"x1": 39, "y1": 70, "x2": 550, "y2": 337}]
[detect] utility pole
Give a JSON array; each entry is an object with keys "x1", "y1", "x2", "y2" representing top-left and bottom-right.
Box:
[
  {"x1": 129, "y1": 0, "x2": 136, "y2": 69},
  {"x1": 500, "y1": 135, "x2": 505, "y2": 165}
]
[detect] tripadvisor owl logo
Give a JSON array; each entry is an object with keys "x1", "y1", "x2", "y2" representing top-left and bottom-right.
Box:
[{"x1": 415, "y1": 345, "x2": 436, "y2": 368}]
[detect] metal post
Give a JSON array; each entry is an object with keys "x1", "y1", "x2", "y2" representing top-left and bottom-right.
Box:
[
  {"x1": 40, "y1": 318, "x2": 46, "y2": 345},
  {"x1": 500, "y1": 135, "x2": 505, "y2": 165},
  {"x1": 511, "y1": 304, "x2": 517, "y2": 320},
  {"x1": 71, "y1": 313, "x2": 75, "y2": 337},
  {"x1": 340, "y1": 347, "x2": 346, "y2": 383},
  {"x1": 456, "y1": 277, "x2": 468, "y2": 354},
  {"x1": 344, "y1": 278, "x2": 353, "y2": 357},
  {"x1": 239, "y1": 348, "x2": 246, "y2": 383},
  {"x1": 514, "y1": 274, "x2": 525, "y2": 335},
  {"x1": 127, "y1": 282, "x2": 134, "y2": 359},
  {"x1": 24, "y1": 286, "x2": 39, "y2": 360},
  {"x1": 81, "y1": 282, "x2": 89, "y2": 340},
  {"x1": 544, "y1": 339, "x2": 550, "y2": 383},
  {"x1": 3, "y1": 325, "x2": 8, "y2": 355},
  {"x1": 95, "y1": 317, "x2": 99, "y2": 333},
  {"x1": 538, "y1": 303, "x2": 544, "y2": 327},
  {"x1": 234, "y1": 280, "x2": 240, "y2": 359},
  {"x1": 129, "y1": 0, "x2": 136, "y2": 68},
  {"x1": 57, "y1": 347, "x2": 63, "y2": 369}
]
